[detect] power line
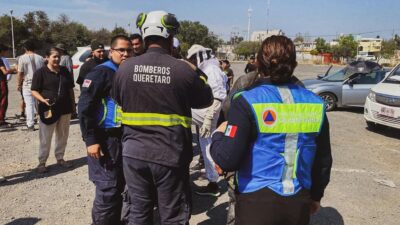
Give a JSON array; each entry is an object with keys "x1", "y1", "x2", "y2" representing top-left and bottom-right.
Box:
[{"x1": 286, "y1": 28, "x2": 400, "y2": 39}]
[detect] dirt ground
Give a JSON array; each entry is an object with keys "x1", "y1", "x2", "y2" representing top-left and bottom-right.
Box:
[{"x1": 1, "y1": 63, "x2": 399, "y2": 225}]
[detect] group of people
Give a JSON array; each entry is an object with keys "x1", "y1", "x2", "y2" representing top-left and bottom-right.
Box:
[{"x1": 1, "y1": 9, "x2": 332, "y2": 225}]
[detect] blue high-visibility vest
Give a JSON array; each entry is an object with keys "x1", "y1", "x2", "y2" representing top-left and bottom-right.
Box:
[
  {"x1": 237, "y1": 84, "x2": 325, "y2": 196},
  {"x1": 96, "y1": 60, "x2": 122, "y2": 128}
]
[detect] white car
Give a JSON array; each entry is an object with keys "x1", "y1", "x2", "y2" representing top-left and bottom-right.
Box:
[
  {"x1": 364, "y1": 63, "x2": 400, "y2": 130},
  {"x1": 71, "y1": 46, "x2": 110, "y2": 84}
]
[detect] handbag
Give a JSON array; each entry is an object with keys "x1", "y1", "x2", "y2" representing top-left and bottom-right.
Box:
[{"x1": 38, "y1": 74, "x2": 62, "y2": 125}]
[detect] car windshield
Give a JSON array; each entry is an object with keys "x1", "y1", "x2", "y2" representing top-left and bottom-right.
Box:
[
  {"x1": 384, "y1": 65, "x2": 400, "y2": 84},
  {"x1": 322, "y1": 68, "x2": 350, "y2": 82}
]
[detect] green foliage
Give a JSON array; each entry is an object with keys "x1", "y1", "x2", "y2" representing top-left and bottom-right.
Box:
[
  {"x1": 315, "y1": 37, "x2": 330, "y2": 54},
  {"x1": 111, "y1": 26, "x2": 128, "y2": 36},
  {"x1": 330, "y1": 35, "x2": 358, "y2": 59},
  {"x1": 380, "y1": 39, "x2": 397, "y2": 59},
  {"x1": 1, "y1": 12, "x2": 222, "y2": 57},
  {"x1": 176, "y1": 20, "x2": 222, "y2": 57},
  {"x1": 310, "y1": 49, "x2": 319, "y2": 56},
  {"x1": 233, "y1": 41, "x2": 261, "y2": 57}
]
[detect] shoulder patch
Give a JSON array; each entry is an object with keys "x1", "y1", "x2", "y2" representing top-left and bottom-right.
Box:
[
  {"x1": 225, "y1": 125, "x2": 238, "y2": 138},
  {"x1": 82, "y1": 79, "x2": 92, "y2": 88}
]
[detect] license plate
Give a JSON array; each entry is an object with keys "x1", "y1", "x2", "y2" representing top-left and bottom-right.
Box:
[{"x1": 379, "y1": 107, "x2": 395, "y2": 118}]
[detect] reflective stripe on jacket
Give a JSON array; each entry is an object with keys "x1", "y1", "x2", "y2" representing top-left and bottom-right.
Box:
[
  {"x1": 237, "y1": 84, "x2": 325, "y2": 196},
  {"x1": 96, "y1": 61, "x2": 121, "y2": 128}
]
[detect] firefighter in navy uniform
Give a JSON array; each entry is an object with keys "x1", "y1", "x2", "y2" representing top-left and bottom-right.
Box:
[
  {"x1": 112, "y1": 11, "x2": 213, "y2": 225},
  {"x1": 78, "y1": 35, "x2": 133, "y2": 225}
]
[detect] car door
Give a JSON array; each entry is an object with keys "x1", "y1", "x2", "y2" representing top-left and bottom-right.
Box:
[{"x1": 342, "y1": 71, "x2": 384, "y2": 106}]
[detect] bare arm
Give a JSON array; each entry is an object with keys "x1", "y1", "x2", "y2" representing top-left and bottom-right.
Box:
[{"x1": 31, "y1": 90, "x2": 50, "y2": 106}]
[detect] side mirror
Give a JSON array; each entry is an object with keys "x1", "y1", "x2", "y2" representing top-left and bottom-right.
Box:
[{"x1": 317, "y1": 74, "x2": 325, "y2": 79}]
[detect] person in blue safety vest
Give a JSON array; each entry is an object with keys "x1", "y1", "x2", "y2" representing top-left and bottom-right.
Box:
[
  {"x1": 78, "y1": 35, "x2": 133, "y2": 225},
  {"x1": 112, "y1": 10, "x2": 213, "y2": 225},
  {"x1": 210, "y1": 35, "x2": 332, "y2": 225}
]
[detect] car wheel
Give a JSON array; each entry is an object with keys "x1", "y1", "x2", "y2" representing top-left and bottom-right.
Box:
[{"x1": 319, "y1": 93, "x2": 337, "y2": 111}]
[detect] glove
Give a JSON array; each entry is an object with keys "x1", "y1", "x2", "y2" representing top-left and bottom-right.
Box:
[
  {"x1": 200, "y1": 116, "x2": 213, "y2": 138},
  {"x1": 199, "y1": 99, "x2": 222, "y2": 138}
]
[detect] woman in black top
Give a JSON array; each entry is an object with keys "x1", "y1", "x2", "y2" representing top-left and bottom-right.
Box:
[{"x1": 31, "y1": 47, "x2": 75, "y2": 173}]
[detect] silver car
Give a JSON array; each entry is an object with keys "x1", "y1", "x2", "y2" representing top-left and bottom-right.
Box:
[{"x1": 303, "y1": 65, "x2": 387, "y2": 111}]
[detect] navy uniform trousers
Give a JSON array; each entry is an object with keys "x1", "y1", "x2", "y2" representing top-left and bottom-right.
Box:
[
  {"x1": 123, "y1": 157, "x2": 192, "y2": 225},
  {"x1": 87, "y1": 130, "x2": 125, "y2": 225}
]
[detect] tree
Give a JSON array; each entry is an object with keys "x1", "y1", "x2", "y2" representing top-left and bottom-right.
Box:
[
  {"x1": 111, "y1": 26, "x2": 128, "y2": 36},
  {"x1": 294, "y1": 33, "x2": 304, "y2": 43},
  {"x1": 23, "y1": 11, "x2": 51, "y2": 49},
  {"x1": 315, "y1": 37, "x2": 330, "y2": 54},
  {"x1": 0, "y1": 14, "x2": 30, "y2": 55},
  {"x1": 176, "y1": 20, "x2": 222, "y2": 56},
  {"x1": 233, "y1": 41, "x2": 261, "y2": 58},
  {"x1": 380, "y1": 39, "x2": 397, "y2": 59},
  {"x1": 89, "y1": 28, "x2": 112, "y2": 46},
  {"x1": 49, "y1": 14, "x2": 91, "y2": 54},
  {"x1": 336, "y1": 35, "x2": 358, "y2": 59}
]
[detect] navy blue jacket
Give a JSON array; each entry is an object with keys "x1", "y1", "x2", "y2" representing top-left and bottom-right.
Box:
[{"x1": 78, "y1": 61, "x2": 119, "y2": 147}]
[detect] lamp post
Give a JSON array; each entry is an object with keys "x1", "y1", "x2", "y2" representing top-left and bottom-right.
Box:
[{"x1": 10, "y1": 10, "x2": 15, "y2": 58}]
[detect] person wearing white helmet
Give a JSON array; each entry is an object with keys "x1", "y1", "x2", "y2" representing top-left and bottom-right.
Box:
[
  {"x1": 187, "y1": 44, "x2": 228, "y2": 197},
  {"x1": 112, "y1": 10, "x2": 213, "y2": 224}
]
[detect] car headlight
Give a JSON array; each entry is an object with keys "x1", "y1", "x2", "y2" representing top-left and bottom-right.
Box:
[{"x1": 368, "y1": 91, "x2": 376, "y2": 102}]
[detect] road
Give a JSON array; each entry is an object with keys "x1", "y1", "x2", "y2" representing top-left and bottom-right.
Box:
[{"x1": 0, "y1": 63, "x2": 399, "y2": 225}]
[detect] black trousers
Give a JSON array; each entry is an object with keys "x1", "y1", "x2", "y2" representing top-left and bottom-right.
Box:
[
  {"x1": 235, "y1": 188, "x2": 312, "y2": 225},
  {"x1": 88, "y1": 134, "x2": 125, "y2": 225},
  {"x1": 123, "y1": 157, "x2": 191, "y2": 225}
]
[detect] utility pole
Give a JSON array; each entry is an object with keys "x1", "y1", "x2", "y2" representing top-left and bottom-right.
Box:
[
  {"x1": 266, "y1": 0, "x2": 270, "y2": 32},
  {"x1": 10, "y1": 10, "x2": 15, "y2": 58},
  {"x1": 247, "y1": 6, "x2": 253, "y2": 41}
]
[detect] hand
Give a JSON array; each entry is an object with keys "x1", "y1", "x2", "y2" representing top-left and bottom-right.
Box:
[
  {"x1": 215, "y1": 163, "x2": 224, "y2": 175},
  {"x1": 216, "y1": 121, "x2": 228, "y2": 133},
  {"x1": 42, "y1": 99, "x2": 51, "y2": 106},
  {"x1": 17, "y1": 85, "x2": 22, "y2": 92},
  {"x1": 87, "y1": 144, "x2": 103, "y2": 159},
  {"x1": 310, "y1": 201, "x2": 321, "y2": 214},
  {"x1": 200, "y1": 117, "x2": 213, "y2": 138}
]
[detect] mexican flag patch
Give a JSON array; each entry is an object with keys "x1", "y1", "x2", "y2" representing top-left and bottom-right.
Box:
[{"x1": 225, "y1": 125, "x2": 238, "y2": 138}]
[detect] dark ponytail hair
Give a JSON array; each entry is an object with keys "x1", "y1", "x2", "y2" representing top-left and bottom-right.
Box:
[{"x1": 257, "y1": 35, "x2": 297, "y2": 84}]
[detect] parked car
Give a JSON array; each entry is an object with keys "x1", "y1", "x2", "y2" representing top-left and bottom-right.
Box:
[
  {"x1": 71, "y1": 46, "x2": 110, "y2": 84},
  {"x1": 364, "y1": 63, "x2": 400, "y2": 130},
  {"x1": 303, "y1": 61, "x2": 387, "y2": 111}
]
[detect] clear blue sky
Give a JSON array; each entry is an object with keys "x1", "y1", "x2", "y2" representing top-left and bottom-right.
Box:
[{"x1": 1, "y1": 0, "x2": 399, "y2": 41}]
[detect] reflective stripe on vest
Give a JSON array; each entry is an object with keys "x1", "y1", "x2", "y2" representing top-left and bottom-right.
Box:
[{"x1": 120, "y1": 112, "x2": 192, "y2": 128}]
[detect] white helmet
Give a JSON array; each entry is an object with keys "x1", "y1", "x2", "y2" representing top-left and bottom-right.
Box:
[
  {"x1": 187, "y1": 44, "x2": 213, "y2": 66},
  {"x1": 136, "y1": 10, "x2": 180, "y2": 39}
]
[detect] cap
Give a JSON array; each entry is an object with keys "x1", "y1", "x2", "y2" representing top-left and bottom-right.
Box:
[
  {"x1": 55, "y1": 43, "x2": 66, "y2": 51},
  {"x1": 90, "y1": 41, "x2": 105, "y2": 51}
]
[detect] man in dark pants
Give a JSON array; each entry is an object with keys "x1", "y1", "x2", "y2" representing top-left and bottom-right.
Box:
[
  {"x1": 78, "y1": 35, "x2": 132, "y2": 225},
  {"x1": 112, "y1": 11, "x2": 213, "y2": 224},
  {"x1": 76, "y1": 41, "x2": 106, "y2": 89}
]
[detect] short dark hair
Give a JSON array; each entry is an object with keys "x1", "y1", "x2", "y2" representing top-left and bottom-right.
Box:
[
  {"x1": 222, "y1": 59, "x2": 230, "y2": 65},
  {"x1": 257, "y1": 35, "x2": 297, "y2": 84},
  {"x1": 23, "y1": 40, "x2": 36, "y2": 51},
  {"x1": 45, "y1": 47, "x2": 61, "y2": 57},
  {"x1": 0, "y1": 44, "x2": 10, "y2": 52},
  {"x1": 111, "y1": 35, "x2": 131, "y2": 48},
  {"x1": 129, "y1": 33, "x2": 143, "y2": 43}
]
